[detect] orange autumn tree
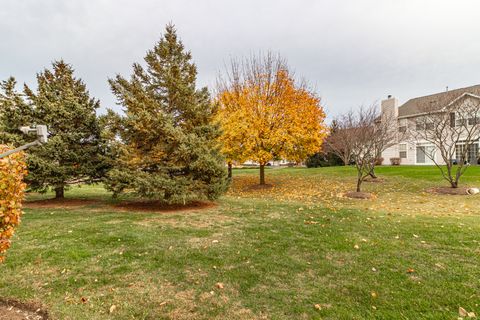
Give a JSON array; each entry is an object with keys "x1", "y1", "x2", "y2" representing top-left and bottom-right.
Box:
[
  {"x1": 0, "y1": 145, "x2": 27, "y2": 262},
  {"x1": 216, "y1": 54, "x2": 328, "y2": 185}
]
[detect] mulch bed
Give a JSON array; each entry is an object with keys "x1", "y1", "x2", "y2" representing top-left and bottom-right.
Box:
[
  {"x1": 24, "y1": 198, "x2": 101, "y2": 209},
  {"x1": 344, "y1": 191, "x2": 375, "y2": 199},
  {"x1": 112, "y1": 200, "x2": 217, "y2": 213},
  {"x1": 0, "y1": 298, "x2": 48, "y2": 320},
  {"x1": 426, "y1": 187, "x2": 474, "y2": 196}
]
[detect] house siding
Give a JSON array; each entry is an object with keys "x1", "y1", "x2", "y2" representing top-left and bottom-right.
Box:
[{"x1": 379, "y1": 90, "x2": 480, "y2": 166}]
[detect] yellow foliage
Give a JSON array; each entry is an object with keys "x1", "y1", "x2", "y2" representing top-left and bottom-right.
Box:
[
  {"x1": 0, "y1": 145, "x2": 27, "y2": 263},
  {"x1": 216, "y1": 68, "x2": 328, "y2": 165}
]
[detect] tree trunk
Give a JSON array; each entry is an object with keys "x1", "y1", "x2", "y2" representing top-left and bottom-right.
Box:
[
  {"x1": 369, "y1": 168, "x2": 377, "y2": 179},
  {"x1": 356, "y1": 177, "x2": 362, "y2": 192},
  {"x1": 450, "y1": 180, "x2": 458, "y2": 188},
  {"x1": 227, "y1": 162, "x2": 232, "y2": 180},
  {"x1": 259, "y1": 164, "x2": 265, "y2": 185},
  {"x1": 55, "y1": 186, "x2": 64, "y2": 199}
]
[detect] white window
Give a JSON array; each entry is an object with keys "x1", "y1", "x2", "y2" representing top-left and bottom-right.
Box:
[
  {"x1": 399, "y1": 144, "x2": 407, "y2": 159},
  {"x1": 416, "y1": 145, "x2": 435, "y2": 164},
  {"x1": 456, "y1": 118, "x2": 466, "y2": 127},
  {"x1": 455, "y1": 142, "x2": 479, "y2": 164},
  {"x1": 468, "y1": 117, "x2": 478, "y2": 126}
]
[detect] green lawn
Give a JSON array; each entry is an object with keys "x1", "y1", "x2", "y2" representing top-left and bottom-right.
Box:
[{"x1": 1, "y1": 166, "x2": 480, "y2": 319}]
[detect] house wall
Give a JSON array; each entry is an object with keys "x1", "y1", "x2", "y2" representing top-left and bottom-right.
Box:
[
  {"x1": 381, "y1": 141, "x2": 418, "y2": 165},
  {"x1": 380, "y1": 95, "x2": 480, "y2": 165},
  {"x1": 382, "y1": 145, "x2": 397, "y2": 164}
]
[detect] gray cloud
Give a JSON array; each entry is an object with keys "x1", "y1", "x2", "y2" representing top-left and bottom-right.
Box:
[{"x1": 1, "y1": 0, "x2": 480, "y2": 118}]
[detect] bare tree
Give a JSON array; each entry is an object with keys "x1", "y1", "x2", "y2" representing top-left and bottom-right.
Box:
[
  {"x1": 349, "y1": 106, "x2": 378, "y2": 192},
  {"x1": 368, "y1": 104, "x2": 402, "y2": 178},
  {"x1": 324, "y1": 119, "x2": 353, "y2": 166},
  {"x1": 408, "y1": 92, "x2": 480, "y2": 188},
  {"x1": 329, "y1": 104, "x2": 398, "y2": 192}
]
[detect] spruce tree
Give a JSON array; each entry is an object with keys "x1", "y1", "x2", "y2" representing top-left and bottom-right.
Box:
[
  {"x1": 0, "y1": 77, "x2": 33, "y2": 145},
  {"x1": 106, "y1": 24, "x2": 228, "y2": 203},
  {"x1": 24, "y1": 61, "x2": 107, "y2": 198}
]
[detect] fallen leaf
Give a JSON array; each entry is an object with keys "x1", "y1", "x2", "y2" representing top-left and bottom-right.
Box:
[
  {"x1": 109, "y1": 305, "x2": 116, "y2": 313},
  {"x1": 215, "y1": 282, "x2": 224, "y2": 289},
  {"x1": 407, "y1": 268, "x2": 415, "y2": 273}
]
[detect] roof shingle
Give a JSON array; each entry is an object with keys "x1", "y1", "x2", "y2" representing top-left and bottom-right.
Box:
[{"x1": 398, "y1": 84, "x2": 480, "y2": 117}]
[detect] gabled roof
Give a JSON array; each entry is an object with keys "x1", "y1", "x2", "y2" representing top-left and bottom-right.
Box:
[{"x1": 398, "y1": 84, "x2": 480, "y2": 117}]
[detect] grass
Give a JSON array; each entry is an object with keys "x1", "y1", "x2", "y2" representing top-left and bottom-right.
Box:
[{"x1": 1, "y1": 166, "x2": 480, "y2": 319}]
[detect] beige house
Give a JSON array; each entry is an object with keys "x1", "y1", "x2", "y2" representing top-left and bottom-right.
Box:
[{"x1": 381, "y1": 85, "x2": 480, "y2": 165}]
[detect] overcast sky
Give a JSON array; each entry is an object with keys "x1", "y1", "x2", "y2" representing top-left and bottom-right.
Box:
[{"x1": 1, "y1": 0, "x2": 480, "y2": 118}]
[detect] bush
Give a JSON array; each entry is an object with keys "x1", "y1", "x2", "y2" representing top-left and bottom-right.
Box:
[
  {"x1": 306, "y1": 152, "x2": 344, "y2": 168},
  {"x1": 0, "y1": 145, "x2": 27, "y2": 262},
  {"x1": 390, "y1": 157, "x2": 401, "y2": 165},
  {"x1": 375, "y1": 157, "x2": 384, "y2": 166}
]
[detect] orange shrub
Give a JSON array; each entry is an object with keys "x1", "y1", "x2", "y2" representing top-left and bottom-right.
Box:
[{"x1": 0, "y1": 145, "x2": 27, "y2": 263}]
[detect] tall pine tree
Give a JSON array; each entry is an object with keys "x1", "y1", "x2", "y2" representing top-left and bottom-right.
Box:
[
  {"x1": 106, "y1": 24, "x2": 227, "y2": 203},
  {"x1": 24, "y1": 61, "x2": 107, "y2": 198},
  {"x1": 0, "y1": 77, "x2": 33, "y2": 146}
]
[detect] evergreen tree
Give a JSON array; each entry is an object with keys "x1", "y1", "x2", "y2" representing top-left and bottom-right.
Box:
[
  {"x1": 305, "y1": 120, "x2": 344, "y2": 167},
  {"x1": 106, "y1": 24, "x2": 228, "y2": 203},
  {"x1": 0, "y1": 77, "x2": 32, "y2": 146},
  {"x1": 24, "y1": 61, "x2": 107, "y2": 198}
]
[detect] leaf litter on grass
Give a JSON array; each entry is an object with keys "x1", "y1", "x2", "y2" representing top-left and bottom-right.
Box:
[{"x1": 227, "y1": 174, "x2": 480, "y2": 216}]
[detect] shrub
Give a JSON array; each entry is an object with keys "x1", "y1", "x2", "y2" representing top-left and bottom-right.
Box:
[
  {"x1": 0, "y1": 145, "x2": 27, "y2": 262},
  {"x1": 306, "y1": 152, "x2": 344, "y2": 168},
  {"x1": 375, "y1": 157, "x2": 384, "y2": 165},
  {"x1": 390, "y1": 157, "x2": 401, "y2": 165}
]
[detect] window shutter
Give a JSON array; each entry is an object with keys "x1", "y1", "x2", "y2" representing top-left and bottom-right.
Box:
[{"x1": 450, "y1": 113, "x2": 456, "y2": 127}]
